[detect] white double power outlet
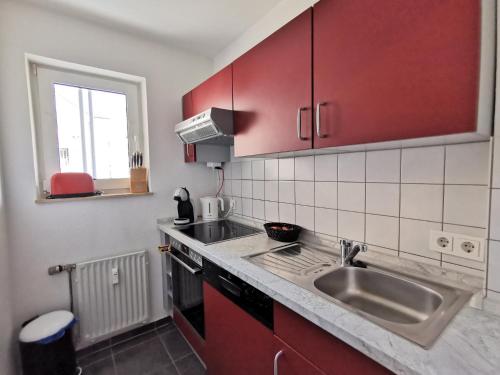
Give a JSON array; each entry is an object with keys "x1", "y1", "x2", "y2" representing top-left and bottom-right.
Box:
[{"x1": 429, "y1": 230, "x2": 485, "y2": 261}]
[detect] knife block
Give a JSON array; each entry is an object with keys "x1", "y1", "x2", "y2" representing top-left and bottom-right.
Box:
[{"x1": 130, "y1": 167, "x2": 148, "y2": 193}]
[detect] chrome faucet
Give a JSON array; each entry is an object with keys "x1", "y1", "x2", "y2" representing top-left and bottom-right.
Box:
[{"x1": 340, "y1": 239, "x2": 367, "y2": 267}]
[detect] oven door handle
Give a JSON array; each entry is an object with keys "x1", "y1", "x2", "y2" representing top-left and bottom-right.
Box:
[{"x1": 170, "y1": 252, "x2": 202, "y2": 275}]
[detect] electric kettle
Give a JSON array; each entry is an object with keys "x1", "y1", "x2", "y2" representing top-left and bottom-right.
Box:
[{"x1": 200, "y1": 196, "x2": 224, "y2": 221}]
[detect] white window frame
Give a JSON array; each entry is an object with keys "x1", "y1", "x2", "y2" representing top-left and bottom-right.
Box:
[{"x1": 25, "y1": 54, "x2": 150, "y2": 200}]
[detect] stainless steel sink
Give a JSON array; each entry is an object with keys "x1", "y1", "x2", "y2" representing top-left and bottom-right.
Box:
[
  {"x1": 314, "y1": 267, "x2": 443, "y2": 324},
  {"x1": 246, "y1": 243, "x2": 473, "y2": 348}
]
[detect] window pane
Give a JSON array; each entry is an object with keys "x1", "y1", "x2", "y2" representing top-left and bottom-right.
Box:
[
  {"x1": 54, "y1": 84, "x2": 84, "y2": 172},
  {"x1": 54, "y1": 84, "x2": 130, "y2": 179}
]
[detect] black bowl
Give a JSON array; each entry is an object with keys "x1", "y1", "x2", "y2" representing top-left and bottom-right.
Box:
[{"x1": 264, "y1": 222, "x2": 302, "y2": 242}]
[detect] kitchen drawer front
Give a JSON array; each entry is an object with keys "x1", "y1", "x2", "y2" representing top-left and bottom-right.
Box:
[
  {"x1": 273, "y1": 336, "x2": 325, "y2": 375},
  {"x1": 274, "y1": 302, "x2": 392, "y2": 375}
]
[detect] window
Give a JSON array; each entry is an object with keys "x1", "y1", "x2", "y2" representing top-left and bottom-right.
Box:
[{"x1": 26, "y1": 54, "x2": 149, "y2": 199}]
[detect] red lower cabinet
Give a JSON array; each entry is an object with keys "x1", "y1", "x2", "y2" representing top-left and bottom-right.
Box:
[
  {"x1": 274, "y1": 303, "x2": 392, "y2": 375},
  {"x1": 273, "y1": 336, "x2": 325, "y2": 375},
  {"x1": 204, "y1": 282, "x2": 274, "y2": 375},
  {"x1": 173, "y1": 307, "x2": 206, "y2": 362}
]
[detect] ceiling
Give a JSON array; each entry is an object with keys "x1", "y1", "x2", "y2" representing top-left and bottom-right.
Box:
[{"x1": 19, "y1": 0, "x2": 283, "y2": 58}]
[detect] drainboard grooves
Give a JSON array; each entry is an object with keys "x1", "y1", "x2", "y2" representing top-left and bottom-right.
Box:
[{"x1": 249, "y1": 243, "x2": 336, "y2": 275}]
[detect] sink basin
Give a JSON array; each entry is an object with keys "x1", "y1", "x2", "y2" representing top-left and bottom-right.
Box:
[
  {"x1": 314, "y1": 267, "x2": 443, "y2": 324},
  {"x1": 246, "y1": 243, "x2": 474, "y2": 348}
]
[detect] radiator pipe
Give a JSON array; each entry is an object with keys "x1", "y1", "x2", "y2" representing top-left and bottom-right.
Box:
[{"x1": 48, "y1": 264, "x2": 76, "y2": 312}]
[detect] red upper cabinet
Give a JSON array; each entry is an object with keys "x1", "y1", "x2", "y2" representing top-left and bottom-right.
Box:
[
  {"x1": 192, "y1": 65, "x2": 233, "y2": 113},
  {"x1": 181, "y1": 65, "x2": 233, "y2": 163},
  {"x1": 313, "y1": 0, "x2": 482, "y2": 148},
  {"x1": 233, "y1": 9, "x2": 312, "y2": 157}
]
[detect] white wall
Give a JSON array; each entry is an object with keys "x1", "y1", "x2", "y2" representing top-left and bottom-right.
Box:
[
  {"x1": 213, "y1": 0, "x2": 319, "y2": 71},
  {"x1": 0, "y1": 156, "x2": 14, "y2": 375},
  {"x1": 0, "y1": 0, "x2": 216, "y2": 353}
]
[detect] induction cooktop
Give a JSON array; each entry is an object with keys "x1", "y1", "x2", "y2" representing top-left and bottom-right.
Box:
[{"x1": 176, "y1": 220, "x2": 261, "y2": 244}]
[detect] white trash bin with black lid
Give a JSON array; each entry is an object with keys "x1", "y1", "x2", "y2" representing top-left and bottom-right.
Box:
[{"x1": 19, "y1": 310, "x2": 78, "y2": 375}]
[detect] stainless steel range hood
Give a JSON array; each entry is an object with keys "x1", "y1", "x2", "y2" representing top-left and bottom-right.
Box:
[{"x1": 174, "y1": 108, "x2": 234, "y2": 145}]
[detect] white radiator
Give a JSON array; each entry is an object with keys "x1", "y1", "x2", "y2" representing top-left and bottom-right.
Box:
[{"x1": 72, "y1": 250, "x2": 150, "y2": 347}]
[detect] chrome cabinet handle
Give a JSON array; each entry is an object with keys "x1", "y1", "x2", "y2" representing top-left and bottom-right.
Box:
[
  {"x1": 274, "y1": 350, "x2": 284, "y2": 375},
  {"x1": 186, "y1": 145, "x2": 190, "y2": 157},
  {"x1": 316, "y1": 102, "x2": 326, "y2": 138},
  {"x1": 170, "y1": 253, "x2": 201, "y2": 275},
  {"x1": 296, "y1": 107, "x2": 307, "y2": 141}
]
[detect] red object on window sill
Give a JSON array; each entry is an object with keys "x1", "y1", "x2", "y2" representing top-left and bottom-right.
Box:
[{"x1": 48, "y1": 172, "x2": 100, "y2": 199}]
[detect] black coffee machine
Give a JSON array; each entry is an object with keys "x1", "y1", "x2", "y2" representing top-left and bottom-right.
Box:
[{"x1": 173, "y1": 187, "x2": 194, "y2": 225}]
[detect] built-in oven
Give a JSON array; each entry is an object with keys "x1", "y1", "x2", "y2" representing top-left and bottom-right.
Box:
[{"x1": 166, "y1": 235, "x2": 205, "y2": 339}]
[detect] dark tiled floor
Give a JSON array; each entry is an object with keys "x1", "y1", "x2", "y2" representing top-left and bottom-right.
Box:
[{"x1": 77, "y1": 321, "x2": 205, "y2": 375}]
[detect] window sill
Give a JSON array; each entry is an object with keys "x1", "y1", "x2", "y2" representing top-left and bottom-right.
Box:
[{"x1": 35, "y1": 191, "x2": 153, "y2": 204}]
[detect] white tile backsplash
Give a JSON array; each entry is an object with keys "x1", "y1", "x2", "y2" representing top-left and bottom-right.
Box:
[
  {"x1": 232, "y1": 162, "x2": 242, "y2": 179},
  {"x1": 315, "y1": 154, "x2": 337, "y2": 181},
  {"x1": 401, "y1": 146, "x2": 444, "y2": 184},
  {"x1": 295, "y1": 181, "x2": 314, "y2": 206},
  {"x1": 242, "y1": 180, "x2": 252, "y2": 198},
  {"x1": 265, "y1": 181, "x2": 278, "y2": 202},
  {"x1": 265, "y1": 201, "x2": 279, "y2": 222},
  {"x1": 223, "y1": 140, "x2": 491, "y2": 276},
  {"x1": 265, "y1": 159, "x2": 278, "y2": 180},
  {"x1": 493, "y1": 139, "x2": 500, "y2": 188},
  {"x1": 242, "y1": 161, "x2": 252, "y2": 179},
  {"x1": 252, "y1": 199, "x2": 265, "y2": 220},
  {"x1": 399, "y1": 218, "x2": 441, "y2": 259},
  {"x1": 488, "y1": 240, "x2": 500, "y2": 292},
  {"x1": 338, "y1": 182, "x2": 365, "y2": 212},
  {"x1": 400, "y1": 184, "x2": 443, "y2": 222},
  {"x1": 295, "y1": 156, "x2": 314, "y2": 181},
  {"x1": 490, "y1": 189, "x2": 500, "y2": 241},
  {"x1": 338, "y1": 211, "x2": 364, "y2": 242},
  {"x1": 279, "y1": 181, "x2": 295, "y2": 203},
  {"x1": 279, "y1": 158, "x2": 294, "y2": 180},
  {"x1": 296, "y1": 205, "x2": 314, "y2": 231},
  {"x1": 252, "y1": 160, "x2": 265, "y2": 180},
  {"x1": 366, "y1": 149, "x2": 400, "y2": 183},
  {"x1": 252, "y1": 181, "x2": 264, "y2": 200},
  {"x1": 338, "y1": 152, "x2": 365, "y2": 182},
  {"x1": 279, "y1": 203, "x2": 296, "y2": 224},
  {"x1": 366, "y1": 183, "x2": 399, "y2": 217},
  {"x1": 233, "y1": 197, "x2": 242, "y2": 215},
  {"x1": 445, "y1": 142, "x2": 489, "y2": 185},
  {"x1": 315, "y1": 182, "x2": 337, "y2": 209},
  {"x1": 315, "y1": 208, "x2": 337, "y2": 237},
  {"x1": 366, "y1": 214, "x2": 399, "y2": 250},
  {"x1": 231, "y1": 179, "x2": 242, "y2": 197},
  {"x1": 443, "y1": 185, "x2": 489, "y2": 227},
  {"x1": 242, "y1": 198, "x2": 252, "y2": 217}
]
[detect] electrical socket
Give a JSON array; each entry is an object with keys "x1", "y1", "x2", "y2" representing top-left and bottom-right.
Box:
[
  {"x1": 429, "y1": 231, "x2": 485, "y2": 261},
  {"x1": 429, "y1": 230, "x2": 453, "y2": 254},
  {"x1": 453, "y1": 236, "x2": 484, "y2": 261}
]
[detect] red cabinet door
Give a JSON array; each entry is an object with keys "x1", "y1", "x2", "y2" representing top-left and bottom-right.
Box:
[
  {"x1": 233, "y1": 9, "x2": 312, "y2": 157},
  {"x1": 273, "y1": 336, "x2": 325, "y2": 375},
  {"x1": 181, "y1": 66, "x2": 233, "y2": 163},
  {"x1": 204, "y1": 282, "x2": 274, "y2": 375},
  {"x1": 274, "y1": 303, "x2": 392, "y2": 375},
  {"x1": 313, "y1": 0, "x2": 481, "y2": 148},
  {"x1": 192, "y1": 65, "x2": 233, "y2": 113},
  {"x1": 181, "y1": 91, "x2": 197, "y2": 162}
]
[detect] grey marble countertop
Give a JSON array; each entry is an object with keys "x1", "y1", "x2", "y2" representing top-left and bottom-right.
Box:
[{"x1": 158, "y1": 218, "x2": 500, "y2": 375}]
